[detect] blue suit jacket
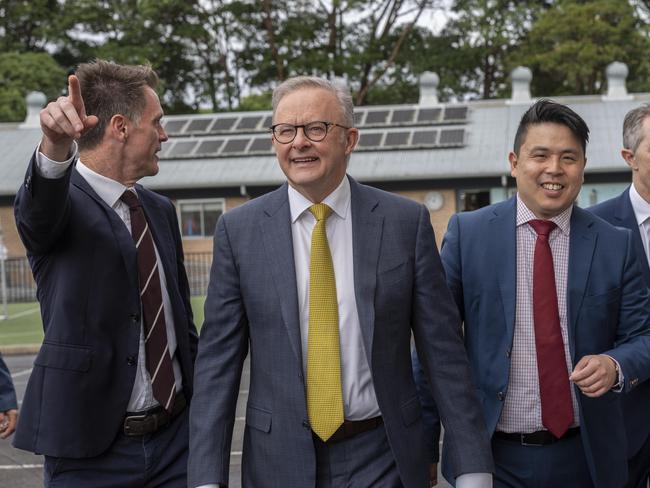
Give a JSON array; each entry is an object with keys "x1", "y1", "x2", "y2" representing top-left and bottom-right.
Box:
[
  {"x1": 438, "y1": 198, "x2": 650, "y2": 488},
  {"x1": 590, "y1": 187, "x2": 650, "y2": 459},
  {"x1": 189, "y1": 177, "x2": 493, "y2": 488},
  {"x1": 12, "y1": 155, "x2": 198, "y2": 458},
  {"x1": 0, "y1": 354, "x2": 17, "y2": 412}
]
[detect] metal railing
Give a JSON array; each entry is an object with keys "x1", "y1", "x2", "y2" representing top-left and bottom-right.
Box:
[{"x1": 2, "y1": 252, "x2": 214, "y2": 303}]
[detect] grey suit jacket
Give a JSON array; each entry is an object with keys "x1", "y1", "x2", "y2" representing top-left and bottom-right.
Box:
[{"x1": 189, "y1": 177, "x2": 493, "y2": 488}]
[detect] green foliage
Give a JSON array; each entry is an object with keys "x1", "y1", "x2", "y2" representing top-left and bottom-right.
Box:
[
  {"x1": 509, "y1": 0, "x2": 650, "y2": 96},
  {"x1": 237, "y1": 92, "x2": 273, "y2": 112},
  {"x1": 0, "y1": 52, "x2": 67, "y2": 122}
]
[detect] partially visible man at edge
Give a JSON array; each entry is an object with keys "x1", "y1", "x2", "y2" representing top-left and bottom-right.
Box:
[
  {"x1": 590, "y1": 103, "x2": 650, "y2": 488},
  {"x1": 13, "y1": 59, "x2": 197, "y2": 487},
  {"x1": 0, "y1": 354, "x2": 18, "y2": 439},
  {"x1": 189, "y1": 76, "x2": 494, "y2": 488},
  {"x1": 413, "y1": 99, "x2": 650, "y2": 487}
]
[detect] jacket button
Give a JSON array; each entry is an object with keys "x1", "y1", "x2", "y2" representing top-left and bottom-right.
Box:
[
  {"x1": 505, "y1": 349, "x2": 511, "y2": 358},
  {"x1": 127, "y1": 356, "x2": 136, "y2": 366},
  {"x1": 302, "y1": 420, "x2": 310, "y2": 429},
  {"x1": 130, "y1": 313, "x2": 140, "y2": 323},
  {"x1": 497, "y1": 391, "x2": 505, "y2": 401}
]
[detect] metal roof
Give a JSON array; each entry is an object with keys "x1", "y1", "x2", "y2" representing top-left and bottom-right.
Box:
[{"x1": 2, "y1": 92, "x2": 649, "y2": 196}]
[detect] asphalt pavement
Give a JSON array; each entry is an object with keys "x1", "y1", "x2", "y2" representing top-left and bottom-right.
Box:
[{"x1": 0, "y1": 355, "x2": 450, "y2": 488}]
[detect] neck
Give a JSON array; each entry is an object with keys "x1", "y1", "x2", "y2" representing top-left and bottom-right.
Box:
[{"x1": 80, "y1": 148, "x2": 134, "y2": 187}]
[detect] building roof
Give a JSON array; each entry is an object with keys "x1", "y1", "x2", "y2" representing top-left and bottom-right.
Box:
[{"x1": 2, "y1": 80, "x2": 649, "y2": 196}]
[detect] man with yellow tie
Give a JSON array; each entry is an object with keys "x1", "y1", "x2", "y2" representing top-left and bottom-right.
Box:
[{"x1": 189, "y1": 76, "x2": 494, "y2": 488}]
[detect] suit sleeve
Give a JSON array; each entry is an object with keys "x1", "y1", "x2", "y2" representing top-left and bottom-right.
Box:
[
  {"x1": 411, "y1": 348, "x2": 440, "y2": 463},
  {"x1": 602, "y1": 229, "x2": 650, "y2": 392},
  {"x1": 14, "y1": 152, "x2": 73, "y2": 255},
  {"x1": 410, "y1": 205, "x2": 493, "y2": 477},
  {"x1": 188, "y1": 215, "x2": 249, "y2": 488},
  {"x1": 0, "y1": 355, "x2": 17, "y2": 412}
]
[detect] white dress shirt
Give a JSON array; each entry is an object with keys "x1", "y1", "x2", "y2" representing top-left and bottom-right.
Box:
[
  {"x1": 35, "y1": 143, "x2": 183, "y2": 412},
  {"x1": 629, "y1": 182, "x2": 650, "y2": 261}
]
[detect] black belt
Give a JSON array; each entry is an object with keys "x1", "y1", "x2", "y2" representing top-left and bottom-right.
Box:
[
  {"x1": 494, "y1": 427, "x2": 580, "y2": 446},
  {"x1": 317, "y1": 416, "x2": 384, "y2": 444},
  {"x1": 123, "y1": 392, "x2": 186, "y2": 437}
]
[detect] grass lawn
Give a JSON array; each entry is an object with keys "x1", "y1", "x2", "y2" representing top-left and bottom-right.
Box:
[{"x1": 0, "y1": 296, "x2": 207, "y2": 347}]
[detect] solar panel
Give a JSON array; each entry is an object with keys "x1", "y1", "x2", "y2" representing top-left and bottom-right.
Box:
[
  {"x1": 164, "y1": 119, "x2": 188, "y2": 134},
  {"x1": 196, "y1": 140, "x2": 225, "y2": 155},
  {"x1": 417, "y1": 108, "x2": 441, "y2": 123},
  {"x1": 384, "y1": 132, "x2": 410, "y2": 146},
  {"x1": 439, "y1": 129, "x2": 465, "y2": 145},
  {"x1": 411, "y1": 130, "x2": 438, "y2": 145},
  {"x1": 186, "y1": 119, "x2": 212, "y2": 132},
  {"x1": 168, "y1": 141, "x2": 198, "y2": 157},
  {"x1": 159, "y1": 141, "x2": 173, "y2": 158},
  {"x1": 391, "y1": 110, "x2": 415, "y2": 123},
  {"x1": 263, "y1": 115, "x2": 274, "y2": 129},
  {"x1": 365, "y1": 111, "x2": 389, "y2": 124},
  {"x1": 212, "y1": 117, "x2": 237, "y2": 131},
  {"x1": 354, "y1": 112, "x2": 365, "y2": 126},
  {"x1": 222, "y1": 139, "x2": 250, "y2": 153},
  {"x1": 249, "y1": 137, "x2": 273, "y2": 152},
  {"x1": 443, "y1": 106, "x2": 468, "y2": 121},
  {"x1": 358, "y1": 133, "x2": 383, "y2": 147},
  {"x1": 237, "y1": 116, "x2": 262, "y2": 130}
]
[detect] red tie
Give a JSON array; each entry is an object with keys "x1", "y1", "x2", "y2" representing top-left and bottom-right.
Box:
[
  {"x1": 528, "y1": 219, "x2": 573, "y2": 438},
  {"x1": 121, "y1": 190, "x2": 176, "y2": 412}
]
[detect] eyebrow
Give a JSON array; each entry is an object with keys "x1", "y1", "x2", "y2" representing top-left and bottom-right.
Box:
[{"x1": 528, "y1": 146, "x2": 580, "y2": 155}]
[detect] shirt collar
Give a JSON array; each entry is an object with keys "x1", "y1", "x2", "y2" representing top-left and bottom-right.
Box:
[
  {"x1": 629, "y1": 183, "x2": 650, "y2": 227},
  {"x1": 515, "y1": 193, "x2": 572, "y2": 236},
  {"x1": 288, "y1": 176, "x2": 350, "y2": 223},
  {"x1": 75, "y1": 159, "x2": 132, "y2": 208}
]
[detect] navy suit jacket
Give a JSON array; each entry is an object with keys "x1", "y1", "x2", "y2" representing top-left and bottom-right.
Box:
[
  {"x1": 590, "y1": 187, "x2": 650, "y2": 459},
  {"x1": 12, "y1": 154, "x2": 198, "y2": 458},
  {"x1": 436, "y1": 198, "x2": 650, "y2": 488},
  {"x1": 0, "y1": 354, "x2": 17, "y2": 412},
  {"x1": 189, "y1": 177, "x2": 493, "y2": 488}
]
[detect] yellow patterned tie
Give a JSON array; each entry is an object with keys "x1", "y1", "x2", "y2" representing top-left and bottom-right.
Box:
[{"x1": 307, "y1": 203, "x2": 344, "y2": 441}]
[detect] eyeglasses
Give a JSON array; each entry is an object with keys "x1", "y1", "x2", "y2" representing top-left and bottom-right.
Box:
[{"x1": 270, "y1": 121, "x2": 350, "y2": 144}]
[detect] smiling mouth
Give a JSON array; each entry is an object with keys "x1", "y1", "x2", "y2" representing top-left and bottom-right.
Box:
[
  {"x1": 292, "y1": 157, "x2": 318, "y2": 163},
  {"x1": 541, "y1": 182, "x2": 563, "y2": 191}
]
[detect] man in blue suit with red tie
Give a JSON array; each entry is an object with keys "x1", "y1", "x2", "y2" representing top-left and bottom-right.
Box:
[
  {"x1": 416, "y1": 100, "x2": 650, "y2": 487},
  {"x1": 590, "y1": 104, "x2": 650, "y2": 488}
]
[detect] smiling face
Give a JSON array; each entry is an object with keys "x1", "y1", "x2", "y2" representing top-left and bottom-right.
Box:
[
  {"x1": 272, "y1": 87, "x2": 358, "y2": 203},
  {"x1": 509, "y1": 122, "x2": 586, "y2": 219},
  {"x1": 624, "y1": 116, "x2": 650, "y2": 203}
]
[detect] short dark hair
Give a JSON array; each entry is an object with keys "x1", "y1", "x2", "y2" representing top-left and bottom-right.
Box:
[
  {"x1": 513, "y1": 99, "x2": 589, "y2": 156},
  {"x1": 76, "y1": 59, "x2": 159, "y2": 150}
]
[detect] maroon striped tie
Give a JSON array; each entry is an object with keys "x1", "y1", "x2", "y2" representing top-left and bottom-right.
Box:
[
  {"x1": 529, "y1": 219, "x2": 573, "y2": 438},
  {"x1": 121, "y1": 190, "x2": 176, "y2": 412}
]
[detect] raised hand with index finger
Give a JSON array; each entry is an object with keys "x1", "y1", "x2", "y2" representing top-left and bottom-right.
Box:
[{"x1": 39, "y1": 74, "x2": 99, "y2": 162}]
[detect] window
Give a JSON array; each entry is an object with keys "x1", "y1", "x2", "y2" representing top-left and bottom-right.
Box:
[{"x1": 177, "y1": 199, "x2": 225, "y2": 238}]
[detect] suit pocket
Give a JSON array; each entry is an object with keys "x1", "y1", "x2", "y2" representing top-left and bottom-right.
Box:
[
  {"x1": 35, "y1": 342, "x2": 92, "y2": 372},
  {"x1": 400, "y1": 396, "x2": 422, "y2": 426},
  {"x1": 378, "y1": 259, "x2": 409, "y2": 286},
  {"x1": 582, "y1": 287, "x2": 621, "y2": 305},
  {"x1": 246, "y1": 404, "x2": 272, "y2": 433}
]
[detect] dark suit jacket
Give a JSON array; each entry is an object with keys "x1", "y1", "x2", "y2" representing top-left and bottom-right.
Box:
[
  {"x1": 435, "y1": 197, "x2": 650, "y2": 488},
  {"x1": 12, "y1": 154, "x2": 198, "y2": 458},
  {"x1": 0, "y1": 354, "x2": 17, "y2": 412},
  {"x1": 590, "y1": 187, "x2": 650, "y2": 459},
  {"x1": 189, "y1": 177, "x2": 493, "y2": 488}
]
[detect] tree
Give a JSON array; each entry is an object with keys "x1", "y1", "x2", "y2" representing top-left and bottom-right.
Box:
[{"x1": 509, "y1": 0, "x2": 650, "y2": 96}]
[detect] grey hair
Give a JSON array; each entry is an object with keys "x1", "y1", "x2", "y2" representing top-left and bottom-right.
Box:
[
  {"x1": 271, "y1": 76, "x2": 355, "y2": 127},
  {"x1": 623, "y1": 103, "x2": 650, "y2": 152}
]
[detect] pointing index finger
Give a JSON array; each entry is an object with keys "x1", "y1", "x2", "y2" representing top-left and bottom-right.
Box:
[{"x1": 67, "y1": 74, "x2": 86, "y2": 119}]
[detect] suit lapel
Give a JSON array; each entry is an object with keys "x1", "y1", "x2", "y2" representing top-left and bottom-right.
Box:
[
  {"x1": 71, "y1": 170, "x2": 139, "y2": 292},
  {"x1": 260, "y1": 185, "x2": 303, "y2": 365},
  {"x1": 350, "y1": 178, "x2": 383, "y2": 370},
  {"x1": 615, "y1": 188, "x2": 650, "y2": 285},
  {"x1": 567, "y1": 207, "x2": 597, "y2": 359},
  {"x1": 493, "y1": 199, "x2": 517, "y2": 346}
]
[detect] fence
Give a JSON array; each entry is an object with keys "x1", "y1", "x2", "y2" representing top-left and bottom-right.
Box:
[{"x1": 1, "y1": 252, "x2": 214, "y2": 303}]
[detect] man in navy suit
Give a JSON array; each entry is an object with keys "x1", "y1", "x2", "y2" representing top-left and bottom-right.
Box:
[
  {"x1": 13, "y1": 60, "x2": 197, "y2": 487},
  {"x1": 189, "y1": 76, "x2": 494, "y2": 488},
  {"x1": 590, "y1": 103, "x2": 650, "y2": 488},
  {"x1": 415, "y1": 100, "x2": 650, "y2": 487},
  {"x1": 0, "y1": 354, "x2": 17, "y2": 439}
]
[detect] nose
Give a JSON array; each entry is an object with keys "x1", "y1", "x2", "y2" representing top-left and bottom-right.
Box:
[
  {"x1": 159, "y1": 126, "x2": 168, "y2": 142},
  {"x1": 292, "y1": 127, "x2": 311, "y2": 149},
  {"x1": 545, "y1": 155, "x2": 563, "y2": 174}
]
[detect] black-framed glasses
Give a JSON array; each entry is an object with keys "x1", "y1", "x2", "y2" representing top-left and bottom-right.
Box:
[{"x1": 270, "y1": 121, "x2": 350, "y2": 144}]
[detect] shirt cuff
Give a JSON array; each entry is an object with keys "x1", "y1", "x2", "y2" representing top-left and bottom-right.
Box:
[
  {"x1": 35, "y1": 141, "x2": 78, "y2": 179},
  {"x1": 456, "y1": 472, "x2": 493, "y2": 488},
  {"x1": 603, "y1": 354, "x2": 624, "y2": 392},
  {"x1": 195, "y1": 485, "x2": 220, "y2": 488}
]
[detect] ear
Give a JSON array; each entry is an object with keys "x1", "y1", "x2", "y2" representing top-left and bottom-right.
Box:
[
  {"x1": 344, "y1": 127, "x2": 360, "y2": 155},
  {"x1": 109, "y1": 114, "x2": 128, "y2": 142},
  {"x1": 622, "y1": 148, "x2": 637, "y2": 170},
  {"x1": 508, "y1": 151, "x2": 518, "y2": 177}
]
